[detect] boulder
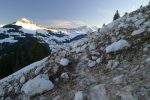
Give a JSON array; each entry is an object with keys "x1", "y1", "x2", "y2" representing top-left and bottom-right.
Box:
[
  {"x1": 74, "y1": 91, "x2": 84, "y2": 100},
  {"x1": 20, "y1": 76, "x2": 26, "y2": 84},
  {"x1": 21, "y1": 74, "x2": 54, "y2": 96},
  {"x1": 89, "y1": 84, "x2": 108, "y2": 100},
  {"x1": 59, "y1": 58, "x2": 69, "y2": 66}
]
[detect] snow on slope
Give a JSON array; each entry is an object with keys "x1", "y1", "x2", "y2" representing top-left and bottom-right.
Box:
[
  {"x1": 0, "y1": 37, "x2": 18, "y2": 43},
  {"x1": 0, "y1": 25, "x2": 4, "y2": 27},
  {"x1": 15, "y1": 18, "x2": 94, "y2": 36},
  {"x1": 15, "y1": 18, "x2": 43, "y2": 30},
  {"x1": 0, "y1": 18, "x2": 93, "y2": 52},
  {"x1": 0, "y1": 57, "x2": 48, "y2": 84}
]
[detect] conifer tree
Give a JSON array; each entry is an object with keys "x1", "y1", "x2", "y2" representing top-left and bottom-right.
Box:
[{"x1": 113, "y1": 10, "x2": 120, "y2": 21}]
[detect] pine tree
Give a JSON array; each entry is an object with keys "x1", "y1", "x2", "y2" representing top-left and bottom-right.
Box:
[{"x1": 113, "y1": 10, "x2": 120, "y2": 21}]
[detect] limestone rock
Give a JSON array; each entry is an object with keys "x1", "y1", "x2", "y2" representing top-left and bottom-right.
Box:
[
  {"x1": 21, "y1": 74, "x2": 54, "y2": 96},
  {"x1": 89, "y1": 84, "x2": 108, "y2": 100}
]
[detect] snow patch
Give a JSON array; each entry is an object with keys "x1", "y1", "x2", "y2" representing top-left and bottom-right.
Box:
[
  {"x1": 15, "y1": 21, "x2": 42, "y2": 31},
  {"x1": 0, "y1": 57, "x2": 48, "y2": 84},
  {"x1": 0, "y1": 37, "x2": 18, "y2": 44}
]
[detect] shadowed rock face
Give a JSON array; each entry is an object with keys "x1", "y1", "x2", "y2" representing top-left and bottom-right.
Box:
[{"x1": 0, "y1": 35, "x2": 50, "y2": 79}]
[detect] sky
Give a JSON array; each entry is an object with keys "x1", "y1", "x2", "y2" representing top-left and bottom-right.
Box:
[{"x1": 0, "y1": 0, "x2": 149, "y2": 28}]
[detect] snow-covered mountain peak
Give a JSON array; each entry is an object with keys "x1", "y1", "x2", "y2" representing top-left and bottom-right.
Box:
[
  {"x1": 16, "y1": 18, "x2": 34, "y2": 24},
  {"x1": 20, "y1": 18, "x2": 31, "y2": 22},
  {"x1": 15, "y1": 18, "x2": 43, "y2": 30}
]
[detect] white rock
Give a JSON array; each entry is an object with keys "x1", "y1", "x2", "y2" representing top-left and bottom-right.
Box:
[
  {"x1": 74, "y1": 91, "x2": 83, "y2": 100},
  {"x1": 0, "y1": 87, "x2": 5, "y2": 97},
  {"x1": 0, "y1": 97, "x2": 4, "y2": 100},
  {"x1": 88, "y1": 61, "x2": 96, "y2": 67},
  {"x1": 89, "y1": 84, "x2": 108, "y2": 100},
  {"x1": 35, "y1": 66, "x2": 43, "y2": 75},
  {"x1": 96, "y1": 57, "x2": 102, "y2": 64},
  {"x1": 38, "y1": 74, "x2": 49, "y2": 80},
  {"x1": 107, "y1": 60, "x2": 119, "y2": 69},
  {"x1": 145, "y1": 57, "x2": 150, "y2": 64},
  {"x1": 126, "y1": 16, "x2": 138, "y2": 22},
  {"x1": 82, "y1": 55, "x2": 89, "y2": 61},
  {"x1": 89, "y1": 43, "x2": 96, "y2": 51},
  {"x1": 5, "y1": 97, "x2": 11, "y2": 100},
  {"x1": 14, "y1": 86, "x2": 19, "y2": 93},
  {"x1": 116, "y1": 91, "x2": 137, "y2": 100},
  {"x1": 8, "y1": 86, "x2": 13, "y2": 92},
  {"x1": 21, "y1": 95, "x2": 30, "y2": 100},
  {"x1": 60, "y1": 72, "x2": 69, "y2": 79},
  {"x1": 106, "y1": 39, "x2": 130, "y2": 53},
  {"x1": 52, "y1": 96, "x2": 60, "y2": 100},
  {"x1": 148, "y1": 28, "x2": 150, "y2": 32},
  {"x1": 76, "y1": 47, "x2": 81, "y2": 53},
  {"x1": 91, "y1": 51, "x2": 100, "y2": 55},
  {"x1": 59, "y1": 58, "x2": 69, "y2": 66},
  {"x1": 80, "y1": 44, "x2": 87, "y2": 51},
  {"x1": 116, "y1": 86, "x2": 137, "y2": 100},
  {"x1": 113, "y1": 75, "x2": 124, "y2": 83},
  {"x1": 122, "y1": 85, "x2": 132, "y2": 92},
  {"x1": 143, "y1": 47, "x2": 148, "y2": 52},
  {"x1": 55, "y1": 78, "x2": 59, "y2": 82},
  {"x1": 21, "y1": 74, "x2": 54, "y2": 96},
  {"x1": 135, "y1": 18, "x2": 145, "y2": 26},
  {"x1": 52, "y1": 65, "x2": 59, "y2": 74},
  {"x1": 131, "y1": 28, "x2": 145, "y2": 36},
  {"x1": 100, "y1": 47, "x2": 105, "y2": 51},
  {"x1": 118, "y1": 22, "x2": 125, "y2": 28},
  {"x1": 92, "y1": 56, "x2": 97, "y2": 60},
  {"x1": 20, "y1": 76, "x2": 26, "y2": 84},
  {"x1": 144, "y1": 20, "x2": 150, "y2": 27},
  {"x1": 39, "y1": 96, "x2": 46, "y2": 100}
]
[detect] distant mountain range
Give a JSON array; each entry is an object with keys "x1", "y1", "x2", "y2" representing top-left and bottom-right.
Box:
[
  {"x1": 0, "y1": 18, "x2": 97, "y2": 48},
  {"x1": 0, "y1": 18, "x2": 96, "y2": 79}
]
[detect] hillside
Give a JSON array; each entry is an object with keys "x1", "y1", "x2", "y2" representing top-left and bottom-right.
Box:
[
  {"x1": 0, "y1": 3, "x2": 150, "y2": 100},
  {"x1": 0, "y1": 18, "x2": 93, "y2": 79}
]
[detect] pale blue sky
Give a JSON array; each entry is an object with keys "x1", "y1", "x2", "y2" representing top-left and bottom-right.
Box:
[{"x1": 0, "y1": 0, "x2": 149, "y2": 27}]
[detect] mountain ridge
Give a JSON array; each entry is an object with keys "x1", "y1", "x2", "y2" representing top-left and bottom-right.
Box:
[
  {"x1": 0, "y1": 3, "x2": 150, "y2": 100},
  {"x1": 0, "y1": 18, "x2": 93, "y2": 79}
]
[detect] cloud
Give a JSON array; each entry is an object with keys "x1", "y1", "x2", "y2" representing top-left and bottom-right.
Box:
[{"x1": 42, "y1": 19, "x2": 87, "y2": 28}]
